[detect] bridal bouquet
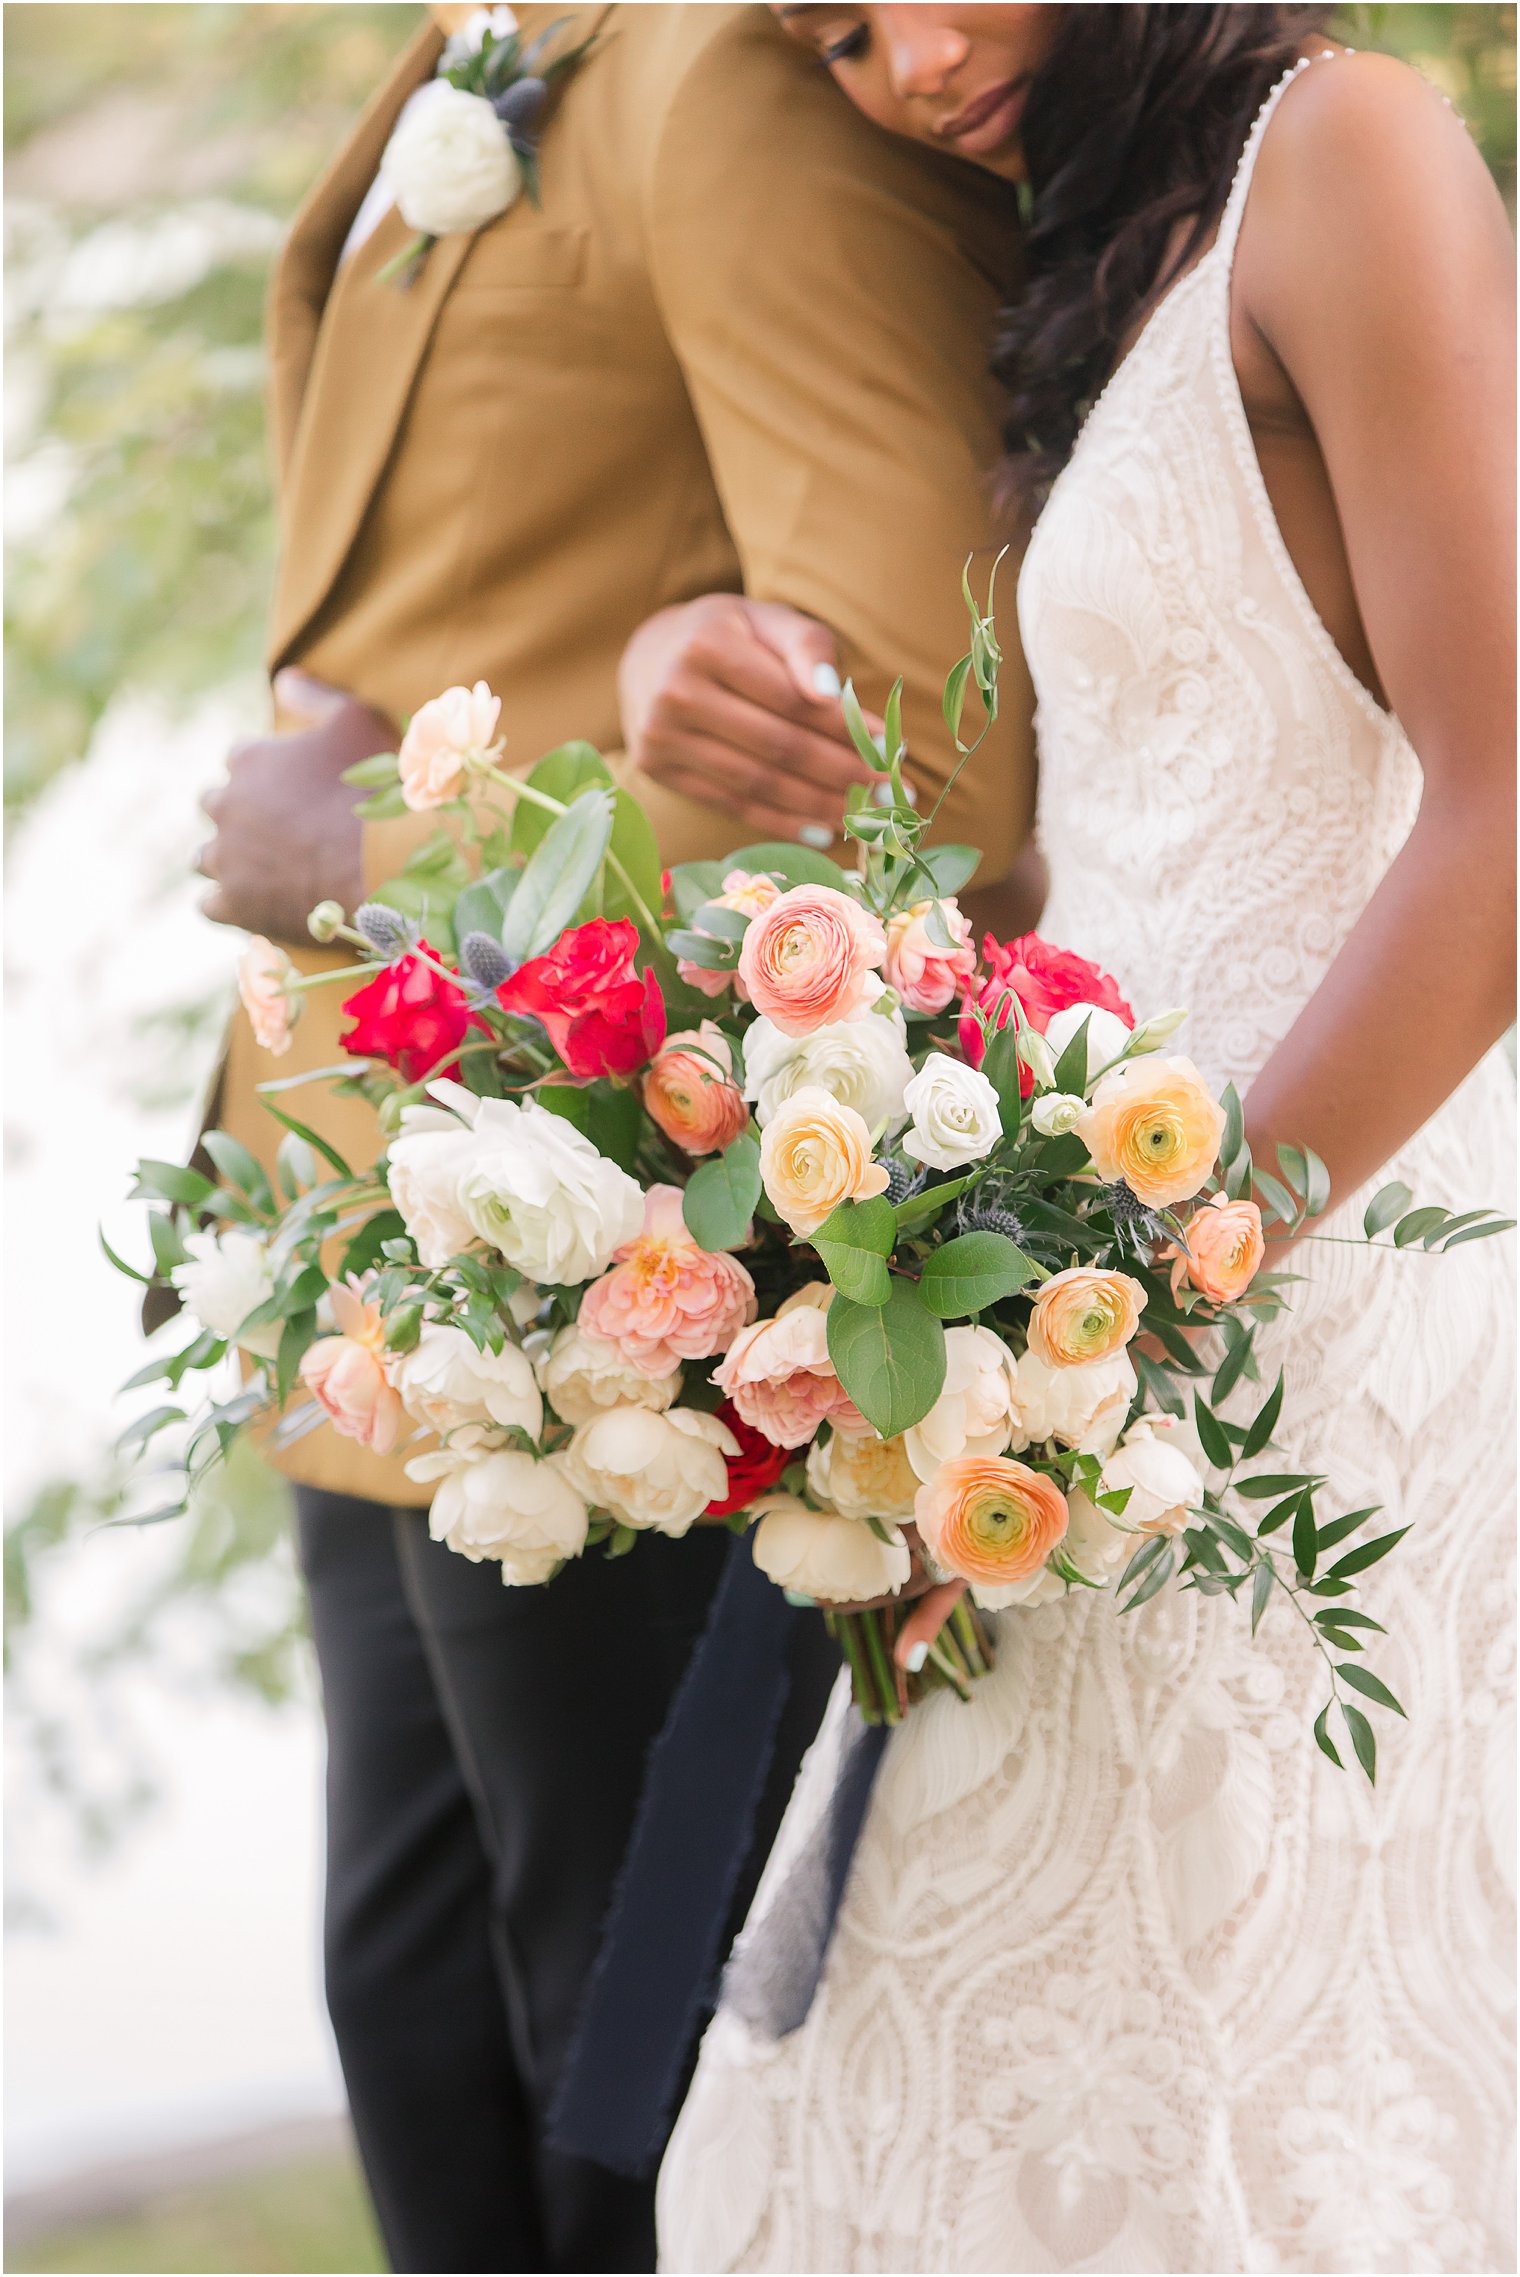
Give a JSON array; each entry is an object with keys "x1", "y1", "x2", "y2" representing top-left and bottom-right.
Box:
[{"x1": 113, "y1": 572, "x2": 1509, "y2": 1779}]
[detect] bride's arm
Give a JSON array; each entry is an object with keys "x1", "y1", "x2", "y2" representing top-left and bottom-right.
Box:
[{"x1": 1235, "y1": 55, "x2": 1514, "y2": 1213}]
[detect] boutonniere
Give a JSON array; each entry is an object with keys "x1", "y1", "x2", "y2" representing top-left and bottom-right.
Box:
[{"x1": 378, "y1": 9, "x2": 597, "y2": 287}]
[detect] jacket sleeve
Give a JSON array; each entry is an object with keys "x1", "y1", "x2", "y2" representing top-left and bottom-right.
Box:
[{"x1": 639, "y1": 11, "x2": 1035, "y2": 879}]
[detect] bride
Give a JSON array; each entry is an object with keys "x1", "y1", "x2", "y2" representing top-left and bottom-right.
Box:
[{"x1": 627, "y1": 6, "x2": 1516, "y2": 2271}]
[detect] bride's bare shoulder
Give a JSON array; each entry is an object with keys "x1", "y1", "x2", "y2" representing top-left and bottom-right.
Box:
[{"x1": 1239, "y1": 47, "x2": 1512, "y2": 354}]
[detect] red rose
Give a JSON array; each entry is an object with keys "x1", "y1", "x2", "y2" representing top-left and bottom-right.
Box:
[
  {"x1": 497, "y1": 917, "x2": 666, "y2": 1081},
  {"x1": 958, "y1": 931, "x2": 1134, "y2": 1083},
  {"x1": 341, "y1": 942, "x2": 481, "y2": 1084},
  {"x1": 704, "y1": 1399, "x2": 792, "y2": 1518}
]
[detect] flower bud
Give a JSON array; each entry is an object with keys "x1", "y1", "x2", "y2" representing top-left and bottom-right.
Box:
[
  {"x1": 1127, "y1": 1007, "x2": 1188, "y2": 1053},
  {"x1": 355, "y1": 901, "x2": 417, "y2": 961},
  {"x1": 1031, "y1": 1091, "x2": 1086, "y2": 1137},
  {"x1": 307, "y1": 899, "x2": 346, "y2": 944},
  {"x1": 460, "y1": 931, "x2": 515, "y2": 993},
  {"x1": 1018, "y1": 1027, "x2": 1056, "y2": 1091}
]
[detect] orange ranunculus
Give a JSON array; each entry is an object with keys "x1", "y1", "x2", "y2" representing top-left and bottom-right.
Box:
[
  {"x1": 642, "y1": 1023, "x2": 750, "y2": 1157},
  {"x1": 914, "y1": 1455, "x2": 1069, "y2": 1590},
  {"x1": 1027, "y1": 1266, "x2": 1146, "y2": 1369},
  {"x1": 737, "y1": 884, "x2": 886, "y2": 1036},
  {"x1": 1173, "y1": 1192, "x2": 1266, "y2": 1304},
  {"x1": 1076, "y1": 1053, "x2": 1226, "y2": 1210}
]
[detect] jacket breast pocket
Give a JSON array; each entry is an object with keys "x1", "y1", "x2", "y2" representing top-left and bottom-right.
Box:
[{"x1": 451, "y1": 222, "x2": 590, "y2": 303}]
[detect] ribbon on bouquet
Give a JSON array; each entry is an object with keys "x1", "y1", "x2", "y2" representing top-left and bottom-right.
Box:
[{"x1": 548, "y1": 1535, "x2": 801, "y2": 2176}]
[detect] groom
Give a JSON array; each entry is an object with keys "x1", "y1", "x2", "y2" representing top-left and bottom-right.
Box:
[{"x1": 195, "y1": 4, "x2": 1030, "y2": 2269}]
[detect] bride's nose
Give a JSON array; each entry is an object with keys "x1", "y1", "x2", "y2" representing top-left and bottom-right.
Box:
[{"x1": 879, "y1": 8, "x2": 971, "y2": 100}]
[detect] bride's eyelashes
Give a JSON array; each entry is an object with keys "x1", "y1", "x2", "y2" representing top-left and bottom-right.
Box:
[{"x1": 820, "y1": 22, "x2": 870, "y2": 66}]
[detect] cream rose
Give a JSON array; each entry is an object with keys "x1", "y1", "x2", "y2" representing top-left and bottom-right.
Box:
[
  {"x1": 171, "y1": 1228, "x2": 282, "y2": 1360},
  {"x1": 412, "y1": 1446, "x2": 590, "y2": 1586},
  {"x1": 559, "y1": 1405, "x2": 738, "y2": 1537},
  {"x1": 749, "y1": 1494, "x2": 911, "y2": 1604},
  {"x1": 742, "y1": 1009, "x2": 914, "y2": 1132},
  {"x1": 758, "y1": 1085, "x2": 890, "y2": 1238},
  {"x1": 903, "y1": 1324, "x2": 1021, "y2": 1481},
  {"x1": 1101, "y1": 1425, "x2": 1205, "y2": 1537},
  {"x1": 901, "y1": 1054, "x2": 1003, "y2": 1171},
  {"x1": 805, "y1": 1428, "x2": 918, "y2": 1521},
  {"x1": 384, "y1": 82, "x2": 523, "y2": 238},
  {"x1": 388, "y1": 1323, "x2": 541, "y2": 1452},
  {"x1": 1009, "y1": 1347, "x2": 1137, "y2": 1457},
  {"x1": 536, "y1": 1323, "x2": 681, "y2": 1427}
]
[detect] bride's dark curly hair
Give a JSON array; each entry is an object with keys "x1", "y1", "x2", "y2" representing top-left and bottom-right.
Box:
[{"x1": 996, "y1": 3, "x2": 1332, "y2": 511}]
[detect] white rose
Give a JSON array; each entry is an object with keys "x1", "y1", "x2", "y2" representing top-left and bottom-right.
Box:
[
  {"x1": 978, "y1": 1487, "x2": 1133, "y2": 1609},
  {"x1": 1101, "y1": 1429, "x2": 1205, "y2": 1537},
  {"x1": 749, "y1": 1494, "x2": 911, "y2": 1604},
  {"x1": 1030, "y1": 1091, "x2": 1086, "y2": 1138},
  {"x1": 904, "y1": 1324, "x2": 1020, "y2": 1481},
  {"x1": 901, "y1": 1053, "x2": 1002, "y2": 1170},
  {"x1": 170, "y1": 1228, "x2": 281, "y2": 1359},
  {"x1": 415, "y1": 1447, "x2": 589, "y2": 1586},
  {"x1": 441, "y1": 4, "x2": 518, "y2": 65},
  {"x1": 389, "y1": 1090, "x2": 643, "y2": 1286},
  {"x1": 1009, "y1": 1348, "x2": 1137, "y2": 1457},
  {"x1": 383, "y1": 82, "x2": 522, "y2": 238},
  {"x1": 559, "y1": 1405, "x2": 737, "y2": 1537},
  {"x1": 1043, "y1": 1002, "x2": 1134, "y2": 1089},
  {"x1": 388, "y1": 1323, "x2": 542, "y2": 1452},
  {"x1": 805, "y1": 1429, "x2": 918, "y2": 1521},
  {"x1": 537, "y1": 1323, "x2": 681, "y2": 1427},
  {"x1": 743, "y1": 1009, "x2": 914, "y2": 1132}
]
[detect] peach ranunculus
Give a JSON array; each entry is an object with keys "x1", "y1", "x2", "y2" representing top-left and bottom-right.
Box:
[
  {"x1": 915, "y1": 1455, "x2": 1070, "y2": 1605},
  {"x1": 883, "y1": 896, "x2": 978, "y2": 1015},
  {"x1": 758, "y1": 1085, "x2": 890, "y2": 1238},
  {"x1": 238, "y1": 935, "x2": 302, "y2": 1057},
  {"x1": 676, "y1": 869, "x2": 784, "y2": 999},
  {"x1": 713, "y1": 1285, "x2": 867, "y2": 1448},
  {"x1": 737, "y1": 884, "x2": 887, "y2": 1036},
  {"x1": 1172, "y1": 1192, "x2": 1266, "y2": 1304},
  {"x1": 576, "y1": 1184, "x2": 757, "y2": 1377},
  {"x1": 1075, "y1": 1053, "x2": 1226, "y2": 1210},
  {"x1": 642, "y1": 1024, "x2": 750, "y2": 1157},
  {"x1": 1027, "y1": 1266, "x2": 1146, "y2": 1369},
  {"x1": 300, "y1": 1282, "x2": 404, "y2": 1454},
  {"x1": 397, "y1": 680, "x2": 504, "y2": 811}
]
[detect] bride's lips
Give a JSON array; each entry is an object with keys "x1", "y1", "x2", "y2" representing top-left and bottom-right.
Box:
[{"x1": 937, "y1": 75, "x2": 1030, "y2": 157}]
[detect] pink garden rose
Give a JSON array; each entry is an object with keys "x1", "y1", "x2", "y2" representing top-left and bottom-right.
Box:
[
  {"x1": 300, "y1": 1282, "x2": 404, "y2": 1454},
  {"x1": 676, "y1": 869, "x2": 784, "y2": 999},
  {"x1": 238, "y1": 935, "x2": 301, "y2": 1057},
  {"x1": 737, "y1": 885, "x2": 886, "y2": 1036},
  {"x1": 397, "y1": 680, "x2": 503, "y2": 810},
  {"x1": 577, "y1": 1185, "x2": 756, "y2": 1377},
  {"x1": 712, "y1": 1286, "x2": 868, "y2": 1448},
  {"x1": 883, "y1": 897, "x2": 978, "y2": 1015}
]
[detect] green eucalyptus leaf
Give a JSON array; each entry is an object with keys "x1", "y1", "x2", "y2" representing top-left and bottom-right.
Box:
[
  {"x1": 918, "y1": 843, "x2": 981, "y2": 897},
  {"x1": 726, "y1": 841, "x2": 848, "y2": 892},
  {"x1": 1363, "y1": 1179, "x2": 1413, "y2": 1237},
  {"x1": 682, "y1": 1131, "x2": 762, "y2": 1253},
  {"x1": 918, "y1": 1231, "x2": 1038, "y2": 1319},
  {"x1": 500, "y1": 786, "x2": 615, "y2": 964},
  {"x1": 452, "y1": 866, "x2": 519, "y2": 948},
  {"x1": 814, "y1": 1243, "x2": 892, "y2": 1306},
  {"x1": 825, "y1": 1279, "x2": 946, "y2": 1438}
]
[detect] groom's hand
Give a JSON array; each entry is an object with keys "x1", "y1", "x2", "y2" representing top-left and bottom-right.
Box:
[
  {"x1": 620, "y1": 595, "x2": 880, "y2": 847},
  {"x1": 198, "y1": 671, "x2": 394, "y2": 943}
]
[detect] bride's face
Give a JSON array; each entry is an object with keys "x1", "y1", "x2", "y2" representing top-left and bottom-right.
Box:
[{"x1": 772, "y1": 5, "x2": 1061, "y2": 181}]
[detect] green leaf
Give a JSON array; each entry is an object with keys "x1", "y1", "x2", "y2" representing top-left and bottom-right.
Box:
[
  {"x1": 1292, "y1": 1497, "x2": 1318, "y2": 1581},
  {"x1": 353, "y1": 782, "x2": 408, "y2": 820},
  {"x1": 979, "y1": 1022, "x2": 1026, "y2": 1142},
  {"x1": 100, "y1": 1227, "x2": 150, "y2": 1284},
  {"x1": 453, "y1": 865, "x2": 518, "y2": 948},
  {"x1": 340, "y1": 751, "x2": 401, "y2": 787},
  {"x1": 1313, "y1": 1701, "x2": 1344, "y2": 1769},
  {"x1": 1313, "y1": 1606, "x2": 1386, "y2": 1633},
  {"x1": 1363, "y1": 1180, "x2": 1413, "y2": 1237},
  {"x1": 698, "y1": 903, "x2": 752, "y2": 943},
  {"x1": 116, "y1": 1403, "x2": 186, "y2": 1456},
  {"x1": 148, "y1": 1211, "x2": 190, "y2": 1275},
  {"x1": 130, "y1": 1158, "x2": 215, "y2": 1208},
  {"x1": 1192, "y1": 1394, "x2": 1233, "y2": 1471},
  {"x1": 1219, "y1": 1082, "x2": 1245, "y2": 1174},
  {"x1": 1250, "y1": 1559, "x2": 1273, "y2": 1635},
  {"x1": 893, "y1": 1174, "x2": 975, "y2": 1240},
  {"x1": 814, "y1": 1243, "x2": 891, "y2": 1306},
  {"x1": 840, "y1": 678, "x2": 888, "y2": 771},
  {"x1": 201, "y1": 1131, "x2": 274, "y2": 1211},
  {"x1": 259, "y1": 1104, "x2": 356, "y2": 1183},
  {"x1": 1324, "y1": 1526, "x2": 1410, "y2": 1581},
  {"x1": 510, "y1": 742, "x2": 613, "y2": 856},
  {"x1": 1341, "y1": 1700, "x2": 1377, "y2": 1783},
  {"x1": 1117, "y1": 1534, "x2": 1168, "y2": 1592},
  {"x1": 1240, "y1": 1371, "x2": 1285, "y2": 1460},
  {"x1": 1252, "y1": 1167, "x2": 1301, "y2": 1228},
  {"x1": 826, "y1": 1278, "x2": 947, "y2": 1439},
  {"x1": 682, "y1": 1131, "x2": 762, "y2": 1253},
  {"x1": 1211, "y1": 1323, "x2": 1254, "y2": 1405},
  {"x1": 726, "y1": 841, "x2": 848, "y2": 892},
  {"x1": 1118, "y1": 1540, "x2": 1175, "y2": 1613},
  {"x1": 1442, "y1": 1215, "x2": 1517, "y2": 1249},
  {"x1": 665, "y1": 928, "x2": 734, "y2": 969},
  {"x1": 812, "y1": 1196, "x2": 898, "y2": 1257},
  {"x1": 1254, "y1": 1487, "x2": 1307, "y2": 1537},
  {"x1": 941, "y1": 652, "x2": 974, "y2": 744},
  {"x1": 918, "y1": 1231, "x2": 1038, "y2": 1319},
  {"x1": 669, "y1": 859, "x2": 725, "y2": 922},
  {"x1": 1050, "y1": 1013, "x2": 1093, "y2": 1097},
  {"x1": 918, "y1": 844, "x2": 980, "y2": 897},
  {"x1": 1313, "y1": 1504, "x2": 1381, "y2": 1553},
  {"x1": 1237, "y1": 1470, "x2": 1323, "y2": 1499},
  {"x1": 1133, "y1": 1348, "x2": 1183, "y2": 1416},
  {"x1": 501, "y1": 786, "x2": 616, "y2": 964},
  {"x1": 1392, "y1": 1205, "x2": 1450, "y2": 1249}
]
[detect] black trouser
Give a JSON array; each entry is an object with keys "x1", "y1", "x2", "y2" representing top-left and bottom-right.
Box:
[{"x1": 296, "y1": 1488, "x2": 839, "y2": 2275}]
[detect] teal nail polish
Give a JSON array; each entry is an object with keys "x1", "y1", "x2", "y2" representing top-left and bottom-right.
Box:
[
  {"x1": 798, "y1": 822, "x2": 834, "y2": 850},
  {"x1": 905, "y1": 1640, "x2": 929, "y2": 1673},
  {"x1": 783, "y1": 1589, "x2": 816, "y2": 1609},
  {"x1": 811, "y1": 662, "x2": 842, "y2": 699}
]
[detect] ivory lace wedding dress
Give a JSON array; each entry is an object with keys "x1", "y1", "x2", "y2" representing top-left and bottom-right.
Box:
[{"x1": 659, "y1": 61, "x2": 1515, "y2": 2275}]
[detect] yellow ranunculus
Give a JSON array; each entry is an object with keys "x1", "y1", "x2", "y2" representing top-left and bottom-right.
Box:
[{"x1": 1075, "y1": 1054, "x2": 1226, "y2": 1210}]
